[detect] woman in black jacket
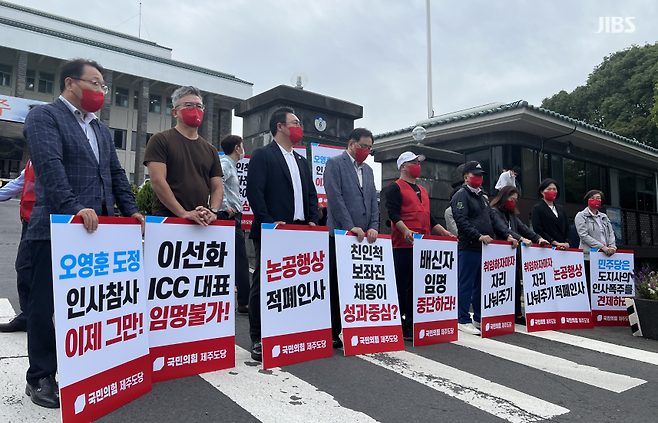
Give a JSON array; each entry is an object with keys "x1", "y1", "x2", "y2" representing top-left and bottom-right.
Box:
[
  {"x1": 491, "y1": 185, "x2": 549, "y2": 324},
  {"x1": 531, "y1": 179, "x2": 571, "y2": 250}
]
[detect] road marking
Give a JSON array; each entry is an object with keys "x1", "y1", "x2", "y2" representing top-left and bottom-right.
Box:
[
  {"x1": 455, "y1": 331, "x2": 645, "y2": 393},
  {"x1": 200, "y1": 346, "x2": 379, "y2": 423},
  {"x1": 516, "y1": 324, "x2": 658, "y2": 367},
  {"x1": 359, "y1": 350, "x2": 569, "y2": 423},
  {"x1": 0, "y1": 299, "x2": 27, "y2": 358}
]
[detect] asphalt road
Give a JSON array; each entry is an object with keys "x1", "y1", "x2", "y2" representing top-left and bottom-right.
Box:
[{"x1": 2, "y1": 198, "x2": 658, "y2": 423}]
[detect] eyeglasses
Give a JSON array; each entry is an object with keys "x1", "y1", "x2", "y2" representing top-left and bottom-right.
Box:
[
  {"x1": 355, "y1": 143, "x2": 372, "y2": 151},
  {"x1": 175, "y1": 102, "x2": 205, "y2": 111},
  {"x1": 286, "y1": 120, "x2": 301, "y2": 127},
  {"x1": 73, "y1": 78, "x2": 109, "y2": 95}
]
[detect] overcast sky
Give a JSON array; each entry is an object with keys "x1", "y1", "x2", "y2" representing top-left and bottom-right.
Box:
[{"x1": 10, "y1": 0, "x2": 658, "y2": 136}]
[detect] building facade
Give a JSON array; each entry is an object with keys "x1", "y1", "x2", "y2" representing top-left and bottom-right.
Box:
[{"x1": 0, "y1": 0, "x2": 252, "y2": 184}]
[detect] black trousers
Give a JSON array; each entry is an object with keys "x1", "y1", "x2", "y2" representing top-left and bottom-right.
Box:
[
  {"x1": 219, "y1": 213, "x2": 250, "y2": 307},
  {"x1": 26, "y1": 240, "x2": 57, "y2": 386},
  {"x1": 328, "y1": 236, "x2": 342, "y2": 338},
  {"x1": 393, "y1": 248, "x2": 414, "y2": 329},
  {"x1": 15, "y1": 220, "x2": 31, "y2": 318},
  {"x1": 248, "y1": 238, "x2": 262, "y2": 342}
]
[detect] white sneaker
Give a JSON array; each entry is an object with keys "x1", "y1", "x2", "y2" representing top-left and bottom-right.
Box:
[
  {"x1": 472, "y1": 320, "x2": 481, "y2": 330},
  {"x1": 458, "y1": 323, "x2": 481, "y2": 335}
]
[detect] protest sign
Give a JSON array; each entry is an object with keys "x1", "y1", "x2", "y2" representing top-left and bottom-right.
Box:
[
  {"x1": 235, "y1": 155, "x2": 253, "y2": 230},
  {"x1": 590, "y1": 250, "x2": 634, "y2": 326},
  {"x1": 144, "y1": 217, "x2": 235, "y2": 382},
  {"x1": 335, "y1": 232, "x2": 404, "y2": 355},
  {"x1": 523, "y1": 246, "x2": 593, "y2": 332},
  {"x1": 412, "y1": 235, "x2": 458, "y2": 346},
  {"x1": 51, "y1": 216, "x2": 151, "y2": 422},
  {"x1": 260, "y1": 224, "x2": 333, "y2": 369},
  {"x1": 481, "y1": 241, "x2": 516, "y2": 338},
  {"x1": 311, "y1": 143, "x2": 344, "y2": 207}
]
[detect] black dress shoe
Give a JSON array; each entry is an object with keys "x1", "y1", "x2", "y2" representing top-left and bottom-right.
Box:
[
  {"x1": 0, "y1": 314, "x2": 27, "y2": 332},
  {"x1": 515, "y1": 315, "x2": 527, "y2": 326},
  {"x1": 402, "y1": 326, "x2": 413, "y2": 342},
  {"x1": 251, "y1": 341, "x2": 262, "y2": 362},
  {"x1": 237, "y1": 305, "x2": 249, "y2": 315},
  {"x1": 25, "y1": 375, "x2": 60, "y2": 409},
  {"x1": 332, "y1": 336, "x2": 343, "y2": 349}
]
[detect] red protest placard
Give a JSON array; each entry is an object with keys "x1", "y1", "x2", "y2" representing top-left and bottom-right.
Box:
[
  {"x1": 144, "y1": 217, "x2": 236, "y2": 382},
  {"x1": 260, "y1": 224, "x2": 333, "y2": 369},
  {"x1": 51, "y1": 215, "x2": 151, "y2": 422},
  {"x1": 335, "y1": 232, "x2": 404, "y2": 355}
]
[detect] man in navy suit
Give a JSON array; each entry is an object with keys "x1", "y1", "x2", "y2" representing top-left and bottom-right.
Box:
[
  {"x1": 23, "y1": 59, "x2": 143, "y2": 408},
  {"x1": 246, "y1": 106, "x2": 319, "y2": 361},
  {"x1": 324, "y1": 128, "x2": 379, "y2": 348}
]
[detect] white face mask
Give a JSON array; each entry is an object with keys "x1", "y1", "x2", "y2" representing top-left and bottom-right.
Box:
[{"x1": 238, "y1": 145, "x2": 245, "y2": 160}]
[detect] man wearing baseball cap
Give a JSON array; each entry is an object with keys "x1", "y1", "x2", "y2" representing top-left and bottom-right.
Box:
[
  {"x1": 451, "y1": 161, "x2": 517, "y2": 335},
  {"x1": 386, "y1": 151, "x2": 454, "y2": 341}
]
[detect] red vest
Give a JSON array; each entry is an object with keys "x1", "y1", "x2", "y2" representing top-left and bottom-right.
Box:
[
  {"x1": 20, "y1": 161, "x2": 35, "y2": 222},
  {"x1": 391, "y1": 179, "x2": 431, "y2": 249}
]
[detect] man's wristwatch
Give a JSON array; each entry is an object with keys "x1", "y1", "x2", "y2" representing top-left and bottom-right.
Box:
[{"x1": 210, "y1": 208, "x2": 220, "y2": 215}]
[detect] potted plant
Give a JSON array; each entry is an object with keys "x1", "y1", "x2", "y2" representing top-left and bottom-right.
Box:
[{"x1": 627, "y1": 267, "x2": 658, "y2": 339}]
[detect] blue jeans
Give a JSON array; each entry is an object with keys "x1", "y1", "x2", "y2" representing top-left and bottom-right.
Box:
[{"x1": 458, "y1": 249, "x2": 482, "y2": 324}]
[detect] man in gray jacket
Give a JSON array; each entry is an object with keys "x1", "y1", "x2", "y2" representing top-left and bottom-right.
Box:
[{"x1": 324, "y1": 128, "x2": 379, "y2": 348}]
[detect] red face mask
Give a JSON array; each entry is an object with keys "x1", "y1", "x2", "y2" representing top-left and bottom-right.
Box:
[
  {"x1": 469, "y1": 175, "x2": 483, "y2": 189},
  {"x1": 179, "y1": 107, "x2": 204, "y2": 127},
  {"x1": 505, "y1": 200, "x2": 516, "y2": 211},
  {"x1": 354, "y1": 146, "x2": 369, "y2": 163},
  {"x1": 544, "y1": 191, "x2": 558, "y2": 202},
  {"x1": 288, "y1": 126, "x2": 304, "y2": 144},
  {"x1": 407, "y1": 164, "x2": 421, "y2": 179},
  {"x1": 588, "y1": 198, "x2": 602, "y2": 209},
  {"x1": 73, "y1": 81, "x2": 105, "y2": 112}
]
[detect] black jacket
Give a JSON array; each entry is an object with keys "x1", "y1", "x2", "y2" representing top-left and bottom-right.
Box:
[
  {"x1": 451, "y1": 185, "x2": 510, "y2": 251},
  {"x1": 246, "y1": 141, "x2": 319, "y2": 239},
  {"x1": 531, "y1": 201, "x2": 570, "y2": 246},
  {"x1": 492, "y1": 207, "x2": 540, "y2": 243}
]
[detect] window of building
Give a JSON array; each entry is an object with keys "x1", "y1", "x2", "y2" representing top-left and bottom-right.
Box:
[
  {"x1": 149, "y1": 94, "x2": 162, "y2": 114},
  {"x1": 465, "y1": 148, "x2": 492, "y2": 192},
  {"x1": 0, "y1": 64, "x2": 12, "y2": 86},
  {"x1": 112, "y1": 128, "x2": 127, "y2": 150},
  {"x1": 131, "y1": 132, "x2": 153, "y2": 151},
  {"x1": 550, "y1": 155, "x2": 565, "y2": 200},
  {"x1": 636, "y1": 176, "x2": 655, "y2": 212},
  {"x1": 491, "y1": 145, "x2": 523, "y2": 187},
  {"x1": 25, "y1": 69, "x2": 35, "y2": 91},
  {"x1": 129, "y1": 173, "x2": 135, "y2": 184},
  {"x1": 585, "y1": 163, "x2": 609, "y2": 204},
  {"x1": 618, "y1": 171, "x2": 636, "y2": 209},
  {"x1": 521, "y1": 148, "x2": 539, "y2": 197},
  {"x1": 134, "y1": 91, "x2": 139, "y2": 109},
  {"x1": 115, "y1": 87, "x2": 129, "y2": 108},
  {"x1": 563, "y1": 158, "x2": 586, "y2": 204},
  {"x1": 37, "y1": 72, "x2": 55, "y2": 94},
  {"x1": 166, "y1": 97, "x2": 173, "y2": 115}
]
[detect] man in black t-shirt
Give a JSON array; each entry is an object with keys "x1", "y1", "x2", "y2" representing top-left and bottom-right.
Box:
[{"x1": 144, "y1": 86, "x2": 223, "y2": 225}]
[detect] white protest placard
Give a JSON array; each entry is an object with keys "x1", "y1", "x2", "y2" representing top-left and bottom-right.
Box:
[
  {"x1": 144, "y1": 217, "x2": 235, "y2": 382},
  {"x1": 235, "y1": 155, "x2": 253, "y2": 230},
  {"x1": 335, "y1": 232, "x2": 404, "y2": 356},
  {"x1": 481, "y1": 241, "x2": 516, "y2": 338},
  {"x1": 590, "y1": 249, "x2": 634, "y2": 326},
  {"x1": 523, "y1": 246, "x2": 593, "y2": 332},
  {"x1": 51, "y1": 216, "x2": 151, "y2": 423},
  {"x1": 260, "y1": 224, "x2": 332, "y2": 369},
  {"x1": 412, "y1": 235, "x2": 458, "y2": 346},
  {"x1": 311, "y1": 143, "x2": 344, "y2": 207}
]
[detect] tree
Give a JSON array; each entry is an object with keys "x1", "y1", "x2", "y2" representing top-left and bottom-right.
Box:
[
  {"x1": 135, "y1": 181, "x2": 153, "y2": 215},
  {"x1": 542, "y1": 42, "x2": 658, "y2": 148}
]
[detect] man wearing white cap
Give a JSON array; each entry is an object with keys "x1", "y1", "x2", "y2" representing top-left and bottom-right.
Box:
[{"x1": 386, "y1": 151, "x2": 454, "y2": 341}]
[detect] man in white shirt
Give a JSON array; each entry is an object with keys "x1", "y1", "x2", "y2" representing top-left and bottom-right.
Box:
[{"x1": 495, "y1": 166, "x2": 520, "y2": 191}]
